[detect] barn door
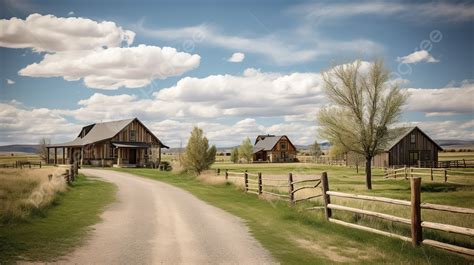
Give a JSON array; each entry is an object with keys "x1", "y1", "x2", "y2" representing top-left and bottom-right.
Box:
[{"x1": 129, "y1": 148, "x2": 137, "y2": 164}]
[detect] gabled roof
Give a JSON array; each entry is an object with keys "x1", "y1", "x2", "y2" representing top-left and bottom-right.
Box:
[
  {"x1": 253, "y1": 135, "x2": 295, "y2": 154},
  {"x1": 385, "y1": 126, "x2": 442, "y2": 151},
  {"x1": 48, "y1": 118, "x2": 168, "y2": 148}
]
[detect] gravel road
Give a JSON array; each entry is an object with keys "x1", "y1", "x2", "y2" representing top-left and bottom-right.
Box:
[{"x1": 56, "y1": 169, "x2": 276, "y2": 264}]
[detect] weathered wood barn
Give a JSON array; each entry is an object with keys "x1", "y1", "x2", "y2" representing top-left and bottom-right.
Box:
[
  {"x1": 253, "y1": 135, "x2": 297, "y2": 162},
  {"x1": 372, "y1": 126, "x2": 442, "y2": 168},
  {"x1": 47, "y1": 118, "x2": 168, "y2": 167}
]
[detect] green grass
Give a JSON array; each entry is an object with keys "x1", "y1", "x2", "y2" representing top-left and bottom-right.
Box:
[
  {"x1": 0, "y1": 174, "x2": 116, "y2": 263},
  {"x1": 114, "y1": 168, "x2": 471, "y2": 264}
]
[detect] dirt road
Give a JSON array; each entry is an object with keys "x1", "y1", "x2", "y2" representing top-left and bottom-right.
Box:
[{"x1": 57, "y1": 169, "x2": 276, "y2": 264}]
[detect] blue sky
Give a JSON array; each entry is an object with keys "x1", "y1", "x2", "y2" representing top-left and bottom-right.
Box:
[{"x1": 0, "y1": 0, "x2": 473, "y2": 147}]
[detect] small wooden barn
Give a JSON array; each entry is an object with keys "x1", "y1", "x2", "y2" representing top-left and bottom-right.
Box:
[
  {"x1": 372, "y1": 126, "x2": 442, "y2": 168},
  {"x1": 253, "y1": 135, "x2": 297, "y2": 162},
  {"x1": 47, "y1": 118, "x2": 168, "y2": 167}
]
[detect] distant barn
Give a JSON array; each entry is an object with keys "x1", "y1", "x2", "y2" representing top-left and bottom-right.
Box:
[
  {"x1": 47, "y1": 118, "x2": 168, "y2": 167},
  {"x1": 253, "y1": 135, "x2": 297, "y2": 162},
  {"x1": 372, "y1": 126, "x2": 442, "y2": 168}
]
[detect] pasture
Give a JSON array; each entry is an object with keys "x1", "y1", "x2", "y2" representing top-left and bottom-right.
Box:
[{"x1": 117, "y1": 167, "x2": 472, "y2": 264}]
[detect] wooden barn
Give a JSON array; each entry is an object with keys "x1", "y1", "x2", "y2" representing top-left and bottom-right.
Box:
[
  {"x1": 253, "y1": 135, "x2": 297, "y2": 162},
  {"x1": 372, "y1": 126, "x2": 442, "y2": 168},
  {"x1": 47, "y1": 118, "x2": 168, "y2": 167}
]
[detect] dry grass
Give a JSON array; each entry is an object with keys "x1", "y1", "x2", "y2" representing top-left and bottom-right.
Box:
[{"x1": 0, "y1": 167, "x2": 67, "y2": 224}]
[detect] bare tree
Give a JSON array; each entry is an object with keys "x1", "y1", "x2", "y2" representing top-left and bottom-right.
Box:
[
  {"x1": 317, "y1": 60, "x2": 407, "y2": 189},
  {"x1": 37, "y1": 137, "x2": 50, "y2": 162}
]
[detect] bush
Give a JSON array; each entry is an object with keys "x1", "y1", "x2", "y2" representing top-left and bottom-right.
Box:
[{"x1": 180, "y1": 127, "x2": 217, "y2": 175}]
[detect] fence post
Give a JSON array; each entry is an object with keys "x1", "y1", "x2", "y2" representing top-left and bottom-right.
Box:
[
  {"x1": 288, "y1": 173, "x2": 294, "y2": 204},
  {"x1": 321, "y1": 172, "x2": 332, "y2": 220},
  {"x1": 258, "y1": 172, "x2": 262, "y2": 195},
  {"x1": 70, "y1": 164, "x2": 74, "y2": 182},
  {"x1": 430, "y1": 167, "x2": 433, "y2": 181},
  {"x1": 404, "y1": 166, "x2": 408, "y2": 180},
  {"x1": 410, "y1": 177, "x2": 422, "y2": 246},
  {"x1": 410, "y1": 167, "x2": 413, "y2": 178},
  {"x1": 244, "y1": 171, "x2": 249, "y2": 192},
  {"x1": 39, "y1": 161, "x2": 42, "y2": 168},
  {"x1": 48, "y1": 174, "x2": 52, "y2": 181},
  {"x1": 217, "y1": 168, "x2": 220, "y2": 176},
  {"x1": 463, "y1": 159, "x2": 466, "y2": 168},
  {"x1": 444, "y1": 169, "x2": 447, "y2": 183},
  {"x1": 225, "y1": 169, "x2": 228, "y2": 181},
  {"x1": 65, "y1": 169, "x2": 71, "y2": 183}
]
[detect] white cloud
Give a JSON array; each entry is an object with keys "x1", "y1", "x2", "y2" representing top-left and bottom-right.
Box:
[
  {"x1": 6, "y1": 79, "x2": 15, "y2": 85},
  {"x1": 1, "y1": 14, "x2": 200, "y2": 89},
  {"x1": 397, "y1": 50, "x2": 439, "y2": 64},
  {"x1": 406, "y1": 83, "x2": 474, "y2": 116},
  {"x1": 68, "y1": 11, "x2": 75, "y2": 16},
  {"x1": 289, "y1": 2, "x2": 474, "y2": 22},
  {"x1": 18, "y1": 45, "x2": 200, "y2": 89},
  {"x1": 228, "y1": 52, "x2": 245, "y2": 62},
  {"x1": 0, "y1": 101, "x2": 81, "y2": 144},
  {"x1": 135, "y1": 22, "x2": 382, "y2": 65},
  {"x1": 0, "y1": 13, "x2": 135, "y2": 52}
]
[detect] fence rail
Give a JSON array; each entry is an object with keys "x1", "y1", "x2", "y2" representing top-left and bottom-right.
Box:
[
  {"x1": 215, "y1": 168, "x2": 474, "y2": 257},
  {"x1": 321, "y1": 175, "x2": 474, "y2": 257},
  {"x1": 0, "y1": 160, "x2": 42, "y2": 168},
  {"x1": 384, "y1": 166, "x2": 473, "y2": 183}
]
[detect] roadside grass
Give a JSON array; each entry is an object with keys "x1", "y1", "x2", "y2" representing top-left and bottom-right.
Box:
[
  {"x1": 0, "y1": 168, "x2": 67, "y2": 224},
  {"x1": 115, "y1": 168, "x2": 470, "y2": 264},
  {"x1": 0, "y1": 174, "x2": 116, "y2": 263}
]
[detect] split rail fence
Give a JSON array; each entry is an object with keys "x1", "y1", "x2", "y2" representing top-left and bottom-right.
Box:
[
  {"x1": 215, "y1": 168, "x2": 474, "y2": 257},
  {"x1": 385, "y1": 166, "x2": 473, "y2": 183}
]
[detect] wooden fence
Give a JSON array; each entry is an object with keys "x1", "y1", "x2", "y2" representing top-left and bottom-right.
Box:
[
  {"x1": 221, "y1": 169, "x2": 321, "y2": 204},
  {"x1": 384, "y1": 166, "x2": 473, "y2": 183},
  {"x1": 0, "y1": 160, "x2": 42, "y2": 168},
  {"x1": 216, "y1": 168, "x2": 474, "y2": 257},
  {"x1": 420, "y1": 159, "x2": 474, "y2": 168},
  {"x1": 321, "y1": 176, "x2": 474, "y2": 257}
]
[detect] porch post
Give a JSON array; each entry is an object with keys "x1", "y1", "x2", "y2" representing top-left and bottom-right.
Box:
[
  {"x1": 47, "y1": 147, "x2": 50, "y2": 164},
  {"x1": 117, "y1": 148, "x2": 121, "y2": 166},
  {"x1": 80, "y1": 147, "x2": 84, "y2": 166},
  {"x1": 62, "y1": 147, "x2": 65, "y2": 164},
  {"x1": 54, "y1": 147, "x2": 58, "y2": 165}
]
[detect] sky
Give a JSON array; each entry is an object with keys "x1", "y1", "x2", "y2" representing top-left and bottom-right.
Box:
[{"x1": 0, "y1": 0, "x2": 473, "y2": 147}]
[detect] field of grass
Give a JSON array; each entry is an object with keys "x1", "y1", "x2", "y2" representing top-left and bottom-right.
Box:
[
  {"x1": 439, "y1": 152, "x2": 474, "y2": 161},
  {"x1": 0, "y1": 173, "x2": 116, "y2": 263},
  {"x1": 115, "y1": 167, "x2": 472, "y2": 264},
  {"x1": 0, "y1": 167, "x2": 68, "y2": 223},
  {"x1": 0, "y1": 153, "x2": 42, "y2": 164}
]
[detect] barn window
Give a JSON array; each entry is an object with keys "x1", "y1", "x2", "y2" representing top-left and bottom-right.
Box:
[
  {"x1": 109, "y1": 146, "x2": 116, "y2": 158},
  {"x1": 410, "y1": 133, "x2": 416, "y2": 144},
  {"x1": 130, "y1": 130, "x2": 137, "y2": 142},
  {"x1": 280, "y1": 143, "x2": 286, "y2": 150}
]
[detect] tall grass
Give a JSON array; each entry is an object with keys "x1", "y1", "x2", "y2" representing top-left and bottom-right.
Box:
[{"x1": 0, "y1": 168, "x2": 67, "y2": 224}]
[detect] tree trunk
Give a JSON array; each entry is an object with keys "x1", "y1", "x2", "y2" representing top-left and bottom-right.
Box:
[{"x1": 365, "y1": 157, "x2": 372, "y2": 190}]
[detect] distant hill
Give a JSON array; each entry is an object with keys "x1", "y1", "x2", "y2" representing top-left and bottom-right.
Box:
[{"x1": 0, "y1": 144, "x2": 38, "y2": 154}]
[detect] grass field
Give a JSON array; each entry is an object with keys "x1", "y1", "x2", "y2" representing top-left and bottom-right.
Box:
[
  {"x1": 0, "y1": 174, "x2": 116, "y2": 263},
  {"x1": 115, "y1": 167, "x2": 472, "y2": 264},
  {"x1": 0, "y1": 167, "x2": 67, "y2": 224}
]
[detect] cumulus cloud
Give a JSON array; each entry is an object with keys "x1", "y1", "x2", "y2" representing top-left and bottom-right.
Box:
[
  {"x1": 397, "y1": 50, "x2": 439, "y2": 64},
  {"x1": 68, "y1": 11, "x2": 74, "y2": 16},
  {"x1": 0, "y1": 13, "x2": 135, "y2": 52},
  {"x1": 0, "y1": 101, "x2": 81, "y2": 144},
  {"x1": 406, "y1": 83, "x2": 474, "y2": 116},
  {"x1": 6, "y1": 79, "x2": 15, "y2": 85},
  {"x1": 228, "y1": 52, "x2": 245, "y2": 62},
  {"x1": 19, "y1": 45, "x2": 201, "y2": 89},
  {"x1": 1, "y1": 14, "x2": 200, "y2": 89}
]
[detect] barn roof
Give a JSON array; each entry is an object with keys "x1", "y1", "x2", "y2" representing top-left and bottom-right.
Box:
[
  {"x1": 48, "y1": 118, "x2": 168, "y2": 148},
  {"x1": 385, "y1": 126, "x2": 442, "y2": 151},
  {"x1": 253, "y1": 135, "x2": 295, "y2": 153}
]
